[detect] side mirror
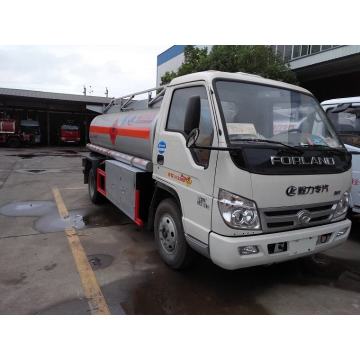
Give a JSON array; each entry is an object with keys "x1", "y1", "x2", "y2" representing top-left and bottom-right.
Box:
[
  {"x1": 186, "y1": 128, "x2": 200, "y2": 148},
  {"x1": 184, "y1": 96, "x2": 201, "y2": 135},
  {"x1": 330, "y1": 103, "x2": 351, "y2": 113}
]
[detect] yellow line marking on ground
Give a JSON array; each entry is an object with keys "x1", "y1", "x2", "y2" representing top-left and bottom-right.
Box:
[{"x1": 52, "y1": 187, "x2": 110, "y2": 315}]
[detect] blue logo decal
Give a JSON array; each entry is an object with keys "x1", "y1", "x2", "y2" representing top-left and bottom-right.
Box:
[
  {"x1": 158, "y1": 140, "x2": 167, "y2": 154},
  {"x1": 308, "y1": 135, "x2": 327, "y2": 146}
]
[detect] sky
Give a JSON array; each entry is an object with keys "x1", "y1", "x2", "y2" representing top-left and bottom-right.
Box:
[{"x1": 0, "y1": 45, "x2": 167, "y2": 98}]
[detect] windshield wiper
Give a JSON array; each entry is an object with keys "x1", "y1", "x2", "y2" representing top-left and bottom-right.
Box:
[
  {"x1": 300, "y1": 144, "x2": 347, "y2": 155},
  {"x1": 232, "y1": 138, "x2": 304, "y2": 154}
]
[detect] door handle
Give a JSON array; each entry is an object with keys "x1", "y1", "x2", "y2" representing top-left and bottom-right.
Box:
[{"x1": 157, "y1": 154, "x2": 164, "y2": 165}]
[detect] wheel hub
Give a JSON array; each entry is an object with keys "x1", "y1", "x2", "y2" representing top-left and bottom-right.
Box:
[{"x1": 159, "y1": 215, "x2": 177, "y2": 254}]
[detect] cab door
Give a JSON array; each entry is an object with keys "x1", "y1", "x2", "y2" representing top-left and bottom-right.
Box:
[{"x1": 153, "y1": 82, "x2": 219, "y2": 245}]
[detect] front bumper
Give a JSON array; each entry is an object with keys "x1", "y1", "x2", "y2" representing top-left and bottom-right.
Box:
[{"x1": 209, "y1": 219, "x2": 351, "y2": 270}]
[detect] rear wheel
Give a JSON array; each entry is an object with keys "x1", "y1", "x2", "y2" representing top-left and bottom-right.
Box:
[
  {"x1": 7, "y1": 137, "x2": 21, "y2": 148},
  {"x1": 88, "y1": 167, "x2": 104, "y2": 204},
  {"x1": 154, "y1": 198, "x2": 194, "y2": 269}
]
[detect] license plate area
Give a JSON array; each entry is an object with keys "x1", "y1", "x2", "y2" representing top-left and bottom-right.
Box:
[
  {"x1": 290, "y1": 237, "x2": 316, "y2": 255},
  {"x1": 268, "y1": 242, "x2": 288, "y2": 254}
]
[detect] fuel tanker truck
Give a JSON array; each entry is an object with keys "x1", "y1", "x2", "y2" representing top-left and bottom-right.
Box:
[{"x1": 83, "y1": 71, "x2": 352, "y2": 270}]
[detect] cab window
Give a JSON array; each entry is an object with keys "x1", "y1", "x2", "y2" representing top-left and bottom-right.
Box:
[
  {"x1": 327, "y1": 108, "x2": 360, "y2": 148},
  {"x1": 166, "y1": 86, "x2": 214, "y2": 167}
]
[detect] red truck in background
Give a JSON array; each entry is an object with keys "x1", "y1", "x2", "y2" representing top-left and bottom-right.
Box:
[
  {"x1": 60, "y1": 124, "x2": 81, "y2": 144},
  {"x1": 0, "y1": 117, "x2": 35, "y2": 147}
]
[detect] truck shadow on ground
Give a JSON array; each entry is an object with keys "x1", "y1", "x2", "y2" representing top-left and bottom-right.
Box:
[
  {"x1": 115, "y1": 256, "x2": 360, "y2": 315},
  {"x1": 116, "y1": 215, "x2": 360, "y2": 314}
]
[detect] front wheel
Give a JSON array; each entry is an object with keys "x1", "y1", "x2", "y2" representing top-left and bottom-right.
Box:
[{"x1": 154, "y1": 198, "x2": 194, "y2": 269}]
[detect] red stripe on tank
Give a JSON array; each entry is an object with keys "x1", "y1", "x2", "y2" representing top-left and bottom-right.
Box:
[
  {"x1": 90, "y1": 125, "x2": 150, "y2": 139},
  {"x1": 117, "y1": 127, "x2": 150, "y2": 139},
  {"x1": 90, "y1": 125, "x2": 109, "y2": 134}
]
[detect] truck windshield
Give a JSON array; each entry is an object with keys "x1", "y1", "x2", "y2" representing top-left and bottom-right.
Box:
[
  {"x1": 215, "y1": 80, "x2": 343, "y2": 149},
  {"x1": 21, "y1": 125, "x2": 40, "y2": 135},
  {"x1": 326, "y1": 106, "x2": 360, "y2": 148},
  {"x1": 61, "y1": 125, "x2": 79, "y2": 131}
]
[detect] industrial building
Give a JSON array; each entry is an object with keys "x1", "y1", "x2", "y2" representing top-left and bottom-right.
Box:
[
  {"x1": 157, "y1": 45, "x2": 360, "y2": 101},
  {"x1": 0, "y1": 88, "x2": 111, "y2": 145}
]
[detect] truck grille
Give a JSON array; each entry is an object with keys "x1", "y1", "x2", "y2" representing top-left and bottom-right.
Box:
[{"x1": 259, "y1": 202, "x2": 336, "y2": 233}]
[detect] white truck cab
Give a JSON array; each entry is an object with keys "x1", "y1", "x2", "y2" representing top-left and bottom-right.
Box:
[
  {"x1": 83, "y1": 71, "x2": 352, "y2": 270},
  {"x1": 321, "y1": 97, "x2": 360, "y2": 215}
]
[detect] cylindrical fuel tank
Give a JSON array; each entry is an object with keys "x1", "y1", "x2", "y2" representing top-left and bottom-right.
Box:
[{"x1": 89, "y1": 108, "x2": 160, "y2": 161}]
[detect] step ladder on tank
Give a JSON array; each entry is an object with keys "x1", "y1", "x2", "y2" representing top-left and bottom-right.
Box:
[{"x1": 103, "y1": 86, "x2": 166, "y2": 114}]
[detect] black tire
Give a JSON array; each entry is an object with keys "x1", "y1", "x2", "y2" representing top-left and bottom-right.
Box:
[
  {"x1": 7, "y1": 137, "x2": 21, "y2": 148},
  {"x1": 88, "y1": 167, "x2": 105, "y2": 205},
  {"x1": 154, "y1": 198, "x2": 194, "y2": 270}
]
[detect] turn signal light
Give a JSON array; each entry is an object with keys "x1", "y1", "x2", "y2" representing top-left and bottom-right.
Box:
[{"x1": 336, "y1": 228, "x2": 348, "y2": 237}]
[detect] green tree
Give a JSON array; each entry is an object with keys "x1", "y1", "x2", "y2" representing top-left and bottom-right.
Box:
[
  {"x1": 160, "y1": 45, "x2": 208, "y2": 85},
  {"x1": 160, "y1": 70, "x2": 177, "y2": 85},
  {"x1": 160, "y1": 45, "x2": 297, "y2": 85}
]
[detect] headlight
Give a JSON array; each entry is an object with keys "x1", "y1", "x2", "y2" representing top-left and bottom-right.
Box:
[
  {"x1": 333, "y1": 191, "x2": 350, "y2": 219},
  {"x1": 218, "y1": 189, "x2": 261, "y2": 230}
]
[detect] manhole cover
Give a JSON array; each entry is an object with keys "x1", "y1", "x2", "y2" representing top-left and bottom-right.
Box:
[
  {"x1": 28, "y1": 169, "x2": 46, "y2": 173},
  {"x1": 87, "y1": 254, "x2": 114, "y2": 270},
  {"x1": 16, "y1": 169, "x2": 64, "y2": 174},
  {"x1": 24, "y1": 169, "x2": 47, "y2": 173}
]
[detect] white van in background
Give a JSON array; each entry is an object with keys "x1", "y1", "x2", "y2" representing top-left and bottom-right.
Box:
[
  {"x1": 322, "y1": 97, "x2": 360, "y2": 215},
  {"x1": 20, "y1": 119, "x2": 41, "y2": 144}
]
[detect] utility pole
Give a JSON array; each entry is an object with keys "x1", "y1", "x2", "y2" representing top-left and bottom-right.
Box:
[
  {"x1": 105, "y1": 87, "x2": 109, "y2": 98},
  {"x1": 83, "y1": 86, "x2": 87, "y2": 96}
]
